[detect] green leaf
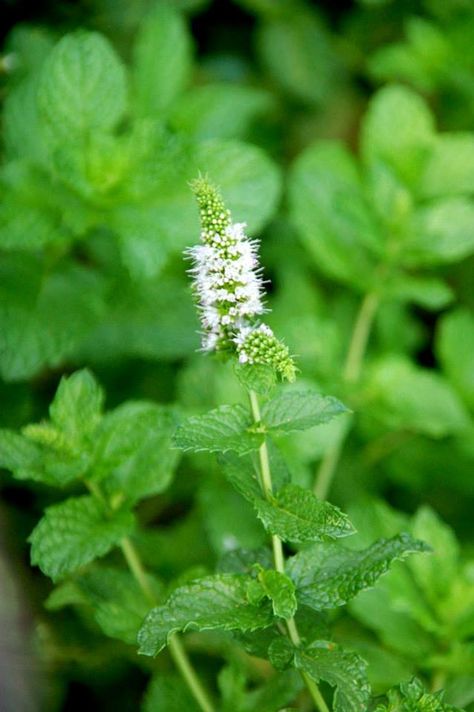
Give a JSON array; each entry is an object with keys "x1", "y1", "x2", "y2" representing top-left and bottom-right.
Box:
[
  {"x1": 407, "y1": 197, "x2": 474, "y2": 265},
  {"x1": 49, "y1": 369, "x2": 104, "y2": 445},
  {"x1": 262, "y1": 390, "x2": 348, "y2": 434},
  {"x1": 289, "y1": 141, "x2": 382, "y2": 288},
  {"x1": 174, "y1": 404, "x2": 263, "y2": 455},
  {"x1": 294, "y1": 642, "x2": 370, "y2": 712},
  {"x1": 194, "y1": 139, "x2": 281, "y2": 235},
  {"x1": 0, "y1": 257, "x2": 106, "y2": 382},
  {"x1": 29, "y1": 496, "x2": 134, "y2": 581},
  {"x1": 78, "y1": 567, "x2": 162, "y2": 645},
  {"x1": 234, "y1": 362, "x2": 277, "y2": 396},
  {"x1": 437, "y1": 308, "x2": 474, "y2": 409},
  {"x1": 254, "y1": 484, "x2": 355, "y2": 544},
  {"x1": 38, "y1": 31, "x2": 127, "y2": 137},
  {"x1": 0, "y1": 429, "x2": 51, "y2": 484},
  {"x1": 95, "y1": 402, "x2": 179, "y2": 503},
  {"x1": 409, "y1": 506, "x2": 459, "y2": 604},
  {"x1": 377, "y1": 677, "x2": 463, "y2": 711},
  {"x1": 142, "y1": 674, "x2": 199, "y2": 712},
  {"x1": 361, "y1": 85, "x2": 434, "y2": 187},
  {"x1": 421, "y1": 134, "x2": 474, "y2": 199},
  {"x1": 242, "y1": 669, "x2": 303, "y2": 712},
  {"x1": 132, "y1": 4, "x2": 192, "y2": 117},
  {"x1": 268, "y1": 636, "x2": 295, "y2": 671},
  {"x1": 256, "y1": 569, "x2": 297, "y2": 619},
  {"x1": 366, "y1": 357, "x2": 470, "y2": 437},
  {"x1": 137, "y1": 574, "x2": 273, "y2": 655},
  {"x1": 257, "y1": 9, "x2": 339, "y2": 105},
  {"x1": 385, "y1": 274, "x2": 453, "y2": 310},
  {"x1": 170, "y1": 83, "x2": 273, "y2": 140},
  {"x1": 219, "y1": 453, "x2": 262, "y2": 503},
  {"x1": 287, "y1": 533, "x2": 429, "y2": 610}
]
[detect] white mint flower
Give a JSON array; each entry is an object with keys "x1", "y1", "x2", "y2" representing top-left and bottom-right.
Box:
[{"x1": 189, "y1": 177, "x2": 296, "y2": 381}]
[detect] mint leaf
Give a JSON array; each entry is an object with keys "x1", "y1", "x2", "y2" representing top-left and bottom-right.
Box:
[
  {"x1": 294, "y1": 643, "x2": 370, "y2": 712},
  {"x1": 143, "y1": 674, "x2": 199, "y2": 712},
  {"x1": 38, "y1": 31, "x2": 127, "y2": 137},
  {"x1": 170, "y1": 83, "x2": 272, "y2": 140},
  {"x1": 407, "y1": 197, "x2": 474, "y2": 265},
  {"x1": 257, "y1": 569, "x2": 297, "y2": 619},
  {"x1": 0, "y1": 258, "x2": 105, "y2": 382},
  {"x1": 367, "y1": 356, "x2": 470, "y2": 437},
  {"x1": 287, "y1": 533, "x2": 429, "y2": 610},
  {"x1": 378, "y1": 677, "x2": 463, "y2": 711},
  {"x1": 95, "y1": 402, "x2": 179, "y2": 503},
  {"x1": 49, "y1": 369, "x2": 104, "y2": 445},
  {"x1": 79, "y1": 567, "x2": 162, "y2": 645},
  {"x1": 234, "y1": 362, "x2": 277, "y2": 396},
  {"x1": 29, "y1": 496, "x2": 134, "y2": 581},
  {"x1": 243, "y1": 669, "x2": 303, "y2": 712},
  {"x1": 437, "y1": 308, "x2": 474, "y2": 409},
  {"x1": 421, "y1": 134, "x2": 474, "y2": 199},
  {"x1": 254, "y1": 484, "x2": 354, "y2": 544},
  {"x1": 174, "y1": 404, "x2": 263, "y2": 454},
  {"x1": 262, "y1": 390, "x2": 348, "y2": 434},
  {"x1": 289, "y1": 141, "x2": 382, "y2": 288},
  {"x1": 138, "y1": 574, "x2": 273, "y2": 655},
  {"x1": 132, "y1": 4, "x2": 192, "y2": 117},
  {"x1": 361, "y1": 84, "x2": 434, "y2": 187},
  {"x1": 194, "y1": 140, "x2": 281, "y2": 235},
  {"x1": 0, "y1": 430, "x2": 51, "y2": 484},
  {"x1": 219, "y1": 452, "x2": 262, "y2": 503}
]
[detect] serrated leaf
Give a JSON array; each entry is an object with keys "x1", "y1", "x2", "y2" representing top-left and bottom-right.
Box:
[
  {"x1": 219, "y1": 452, "x2": 262, "y2": 503},
  {"x1": 217, "y1": 546, "x2": 273, "y2": 575},
  {"x1": 378, "y1": 677, "x2": 463, "y2": 711},
  {"x1": 38, "y1": 31, "x2": 127, "y2": 138},
  {"x1": 137, "y1": 574, "x2": 273, "y2": 655},
  {"x1": 49, "y1": 369, "x2": 104, "y2": 444},
  {"x1": 262, "y1": 391, "x2": 347, "y2": 434},
  {"x1": 268, "y1": 636, "x2": 295, "y2": 671},
  {"x1": 95, "y1": 401, "x2": 179, "y2": 503},
  {"x1": 287, "y1": 533, "x2": 430, "y2": 610},
  {"x1": 29, "y1": 495, "x2": 134, "y2": 581},
  {"x1": 174, "y1": 404, "x2": 262, "y2": 454},
  {"x1": 294, "y1": 643, "x2": 370, "y2": 712},
  {"x1": 257, "y1": 569, "x2": 297, "y2": 619},
  {"x1": 132, "y1": 4, "x2": 192, "y2": 117},
  {"x1": 255, "y1": 484, "x2": 354, "y2": 544},
  {"x1": 234, "y1": 362, "x2": 277, "y2": 396}
]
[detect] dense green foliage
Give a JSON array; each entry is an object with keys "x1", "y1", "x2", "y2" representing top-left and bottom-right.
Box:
[{"x1": 0, "y1": 1, "x2": 473, "y2": 710}]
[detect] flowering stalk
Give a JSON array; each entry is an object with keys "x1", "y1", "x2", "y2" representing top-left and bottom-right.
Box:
[{"x1": 188, "y1": 177, "x2": 296, "y2": 381}]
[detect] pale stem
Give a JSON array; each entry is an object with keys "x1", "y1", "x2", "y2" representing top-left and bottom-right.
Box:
[
  {"x1": 313, "y1": 291, "x2": 379, "y2": 499},
  {"x1": 86, "y1": 482, "x2": 215, "y2": 712},
  {"x1": 248, "y1": 389, "x2": 330, "y2": 712}
]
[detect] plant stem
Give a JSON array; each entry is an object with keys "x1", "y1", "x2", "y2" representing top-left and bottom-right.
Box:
[
  {"x1": 85, "y1": 482, "x2": 215, "y2": 712},
  {"x1": 249, "y1": 389, "x2": 330, "y2": 712},
  {"x1": 313, "y1": 291, "x2": 379, "y2": 500}
]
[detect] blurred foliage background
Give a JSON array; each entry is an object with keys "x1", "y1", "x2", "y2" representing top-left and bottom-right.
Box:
[{"x1": 0, "y1": 0, "x2": 473, "y2": 709}]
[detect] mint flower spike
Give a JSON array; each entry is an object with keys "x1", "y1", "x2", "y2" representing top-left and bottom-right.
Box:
[
  {"x1": 188, "y1": 176, "x2": 296, "y2": 381},
  {"x1": 235, "y1": 324, "x2": 296, "y2": 382}
]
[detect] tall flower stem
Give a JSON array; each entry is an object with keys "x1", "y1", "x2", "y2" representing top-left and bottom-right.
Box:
[
  {"x1": 314, "y1": 291, "x2": 379, "y2": 500},
  {"x1": 248, "y1": 389, "x2": 330, "y2": 712},
  {"x1": 120, "y1": 538, "x2": 215, "y2": 712},
  {"x1": 85, "y1": 481, "x2": 215, "y2": 712}
]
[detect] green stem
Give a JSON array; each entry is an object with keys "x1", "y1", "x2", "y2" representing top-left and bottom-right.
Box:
[
  {"x1": 86, "y1": 483, "x2": 215, "y2": 712},
  {"x1": 313, "y1": 291, "x2": 379, "y2": 500},
  {"x1": 249, "y1": 389, "x2": 330, "y2": 712}
]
